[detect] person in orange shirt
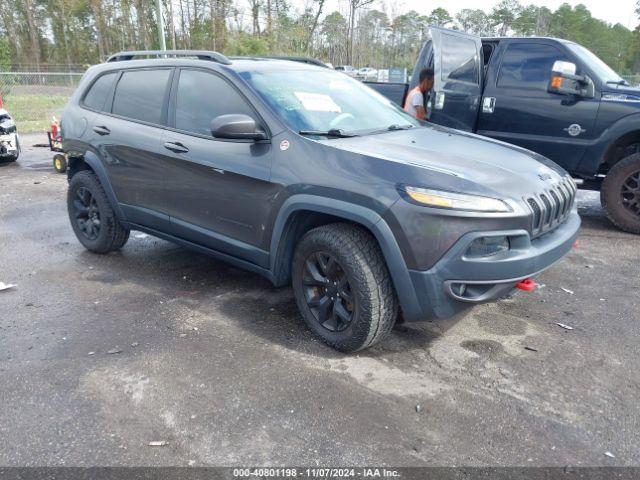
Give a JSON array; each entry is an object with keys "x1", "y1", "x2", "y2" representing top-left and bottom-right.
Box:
[{"x1": 404, "y1": 68, "x2": 434, "y2": 120}]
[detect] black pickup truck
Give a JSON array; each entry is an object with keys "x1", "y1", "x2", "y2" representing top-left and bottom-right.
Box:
[{"x1": 366, "y1": 28, "x2": 640, "y2": 234}]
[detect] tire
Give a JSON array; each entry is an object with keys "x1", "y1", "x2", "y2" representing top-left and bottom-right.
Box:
[
  {"x1": 292, "y1": 223, "x2": 398, "y2": 352},
  {"x1": 67, "y1": 170, "x2": 130, "y2": 253},
  {"x1": 53, "y1": 154, "x2": 67, "y2": 173},
  {"x1": 601, "y1": 153, "x2": 640, "y2": 234}
]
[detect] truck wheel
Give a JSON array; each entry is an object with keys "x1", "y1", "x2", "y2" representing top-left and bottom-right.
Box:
[
  {"x1": 53, "y1": 154, "x2": 67, "y2": 173},
  {"x1": 67, "y1": 171, "x2": 130, "y2": 253},
  {"x1": 601, "y1": 153, "x2": 640, "y2": 234},
  {"x1": 292, "y1": 223, "x2": 398, "y2": 352}
]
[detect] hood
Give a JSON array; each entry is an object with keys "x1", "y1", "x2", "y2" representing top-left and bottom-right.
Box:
[
  {"x1": 602, "y1": 84, "x2": 640, "y2": 102},
  {"x1": 320, "y1": 124, "x2": 568, "y2": 200}
]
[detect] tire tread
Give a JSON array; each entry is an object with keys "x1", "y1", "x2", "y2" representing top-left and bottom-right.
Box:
[
  {"x1": 68, "y1": 171, "x2": 130, "y2": 253},
  {"x1": 601, "y1": 153, "x2": 640, "y2": 234},
  {"x1": 293, "y1": 223, "x2": 398, "y2": 352}
]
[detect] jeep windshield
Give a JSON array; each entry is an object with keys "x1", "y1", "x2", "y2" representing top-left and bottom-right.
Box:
[
  {"x1": 240, "y1": 68, "x2": 419, "y2": 137},
  {"x1": 566, "y1": 43, "x2": 626, "y2": 85}
]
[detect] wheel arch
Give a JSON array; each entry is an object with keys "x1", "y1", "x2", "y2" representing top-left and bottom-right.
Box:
[
  {"x1": 600, "y1": 129, "x2": 640, "y2": 174},
  {"x1": 68, "y1": 151, "x2": 125, "y2": 221},
  {"x1": 269, "y1": 195, "x2": 423, "y2": 321},
  {"x1": 582, "y1": 114, "x2": 640, "y2": 177}
]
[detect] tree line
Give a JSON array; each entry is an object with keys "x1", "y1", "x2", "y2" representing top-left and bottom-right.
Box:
[{"x1": 0, "y1": 0, "x2": 638, "y2": 74}]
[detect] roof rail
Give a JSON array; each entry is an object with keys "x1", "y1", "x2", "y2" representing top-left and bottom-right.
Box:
[{"x1": 106, "y1": 50, "x2": 232, "y2": 65}]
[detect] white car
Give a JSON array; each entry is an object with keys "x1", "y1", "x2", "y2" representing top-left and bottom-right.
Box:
[
  {"x1": 0, "y1": 109, "x2": 20, "y2": 163},
  {"x1": 335, "y1": 65, "x2": 357, "y2": 78},
  {"x1": 356, "y1": 67, "x2": 378, "y2": 81}
]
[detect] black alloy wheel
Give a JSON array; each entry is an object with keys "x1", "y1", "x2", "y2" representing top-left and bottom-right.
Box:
[
  {"x1": 302, "y1": 251, "x2": 355, "y2": 332},
  {"x1": 621, "y1": 170, "x2": 640, "y2": 217},
  {"x1": 292, "y1": 223, "x2": 398, "y2": 352},
  {"x1": 73, "y1": 186, "x2": 101, "y2": 240}
]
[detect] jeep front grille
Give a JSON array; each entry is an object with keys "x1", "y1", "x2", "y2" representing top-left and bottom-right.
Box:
[{"x1": 526, "y1": 177, "x2": 576, "y2": 238}]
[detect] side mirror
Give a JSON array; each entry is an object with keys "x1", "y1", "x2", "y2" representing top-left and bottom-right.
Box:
[
  {"x1": 211, "y1": 114, "x2": 267, "y2": 141},
  {"x1": 548, "y1": 60, "x2": 591, "y2": 97}
]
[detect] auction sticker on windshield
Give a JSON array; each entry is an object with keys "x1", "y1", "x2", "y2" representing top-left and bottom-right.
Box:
[{"x1": 294, "y1": 92, "x2": 342, "y2": 113}]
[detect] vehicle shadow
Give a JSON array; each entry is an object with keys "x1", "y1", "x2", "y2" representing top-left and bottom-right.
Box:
[
  {"x1": 87, "y1": 239, "x2": 457, "y2": 359},
  {"x1": 210, "y1": 268, "x2": 461, "y2": 358}
]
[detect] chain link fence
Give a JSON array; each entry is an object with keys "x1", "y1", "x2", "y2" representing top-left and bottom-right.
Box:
[
  {"x1": 622, "y1": 75, "x2": 640, "y2": 87},
  {"x1": 0, "y1": 71, "x2": 84, "y2": 133}
]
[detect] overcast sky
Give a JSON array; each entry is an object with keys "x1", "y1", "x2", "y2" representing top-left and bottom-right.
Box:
[{"x1": 307, "y1": 0, "x2": 638, "y2": 29}]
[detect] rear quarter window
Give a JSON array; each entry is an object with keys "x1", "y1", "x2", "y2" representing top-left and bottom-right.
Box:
[
  {"x1": 112, "y1": 69, "x2": 172, "y2": 124},
  {"x1": 82, "y1": 72, "x2": 117, "y2": 111}
]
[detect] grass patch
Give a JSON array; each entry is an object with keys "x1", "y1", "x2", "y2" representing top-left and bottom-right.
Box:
[{"x1": 3, "y1": 93, "x2": 70, "y2": 133}]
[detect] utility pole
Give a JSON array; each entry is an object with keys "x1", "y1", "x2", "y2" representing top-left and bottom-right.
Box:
[
  {"x1": 156, "y1": 0, "x2": 167, "y2": 50},
  {"x1": 169, "y1": 0, "x2": 177, "y2": 49}
]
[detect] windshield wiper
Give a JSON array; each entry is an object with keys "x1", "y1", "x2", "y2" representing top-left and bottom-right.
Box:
[
  {"x1": 298, "y1": 128, "x2": 357, "y2": 138},
  {"x1": 360, "y1": 124, "x2": 415, "y2": 136},
  {"x1": 607, "y1": 79, "x2": 630, "y2": 86},
  {"x1": 386, "y1": 124, "x2": 415, "y2": 131}
]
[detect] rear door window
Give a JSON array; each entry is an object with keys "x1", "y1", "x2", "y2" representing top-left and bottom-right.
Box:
[
  {"x1": 83, "y1": 72, "x2": 117, "y2": 111},
  {"x1": 174, "y1": 69, "x2": 256, "y2": 136},
  {"x1": 441, "y1": 33, "x2": 479, "y2": 84},
  {"x1": 497, "y1": 43, "x2": 567, "y2": 90},
  {"x1": 112, "y1": 69, "x2": 171, "y2": 124}
]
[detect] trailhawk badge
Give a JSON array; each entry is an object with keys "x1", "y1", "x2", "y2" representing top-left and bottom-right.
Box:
[{"x1": 564, "y1": 124, "x2": 586, "y2": 137}]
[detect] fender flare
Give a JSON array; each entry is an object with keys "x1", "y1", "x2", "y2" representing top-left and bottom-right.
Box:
[
  {"x1": 73, "y1": 150, "x2": 126, "y2": 221},
  {"x1": 579, "y1": 112, "x2": 640, "y2": 175},
  {"x1": 269, "y1": 194, "x2": 424, "y2": 321}
]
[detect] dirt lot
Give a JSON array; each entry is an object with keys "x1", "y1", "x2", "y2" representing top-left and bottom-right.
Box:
[{"x1": 0, "y1": 134, "x2": 639, "y2": 466}]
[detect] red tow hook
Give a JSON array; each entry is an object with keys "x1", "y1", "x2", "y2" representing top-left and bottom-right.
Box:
[
  {"x1": 515, "y1": 278, "x2": 536, "y2": 292},
  {"x1": 573, "y1": 239, "x2": 580, "y2": 249}
]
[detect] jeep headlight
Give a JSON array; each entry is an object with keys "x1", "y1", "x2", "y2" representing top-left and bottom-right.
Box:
[{"x1": 402, "y1": 186, "x2": 512, "y2": 213}]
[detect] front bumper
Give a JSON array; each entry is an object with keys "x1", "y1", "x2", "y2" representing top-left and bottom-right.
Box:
[
  {"x1": 0, "y1": 133, "x2": 18, "y2": 157},
  {"x1": 404, "y1": 211, "x2": 581, "y2": 321}
]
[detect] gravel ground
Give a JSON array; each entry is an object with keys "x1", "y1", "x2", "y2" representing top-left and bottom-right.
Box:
[{"x1": 0, "y1": 134, "x2": 638, "y2": 466}]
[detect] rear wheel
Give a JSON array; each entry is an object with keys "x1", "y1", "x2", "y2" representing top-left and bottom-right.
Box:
[
  {"x1": 292, "y1": 223, "x2": 398, "y2": 352},
  {"x1": 67, "y1": 170, "x2": 130, "y2": 253},
  {"x1": 601, "y1": 153, "x2": 640, "y2": 234}
]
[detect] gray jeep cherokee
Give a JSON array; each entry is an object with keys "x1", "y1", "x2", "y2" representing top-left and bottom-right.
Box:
[{"x1": 61, "y1": 50, "x2": 581, "y2": 352}]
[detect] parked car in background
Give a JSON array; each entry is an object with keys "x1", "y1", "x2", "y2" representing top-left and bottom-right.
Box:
[
  {"x1": 61, "y1": 51, "x2": 579, "y2": 352},
  {"x1": 366, "y1": 27, "x2": 640, "y2": 234},
  {"x1": 0, "y1": 109, "x2": 20, "y2": 163},
  {"x1": 356, "y1": 67, "x2": 378, "y2": 81},
  {"x1": 335, "y1": 65, "x2": 356, "y2": 77}
]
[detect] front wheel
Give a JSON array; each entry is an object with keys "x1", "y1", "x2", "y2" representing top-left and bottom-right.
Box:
[
  {"x1": 601, "y1": 153, "x2": 640, "y2": 234},
  {"x1": 292, "y1": 223, "x2": 398, "y2": 352}
]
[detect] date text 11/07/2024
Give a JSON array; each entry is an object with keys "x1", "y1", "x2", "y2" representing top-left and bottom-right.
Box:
[{"x1": 232, "y1": 468, "x2": 401, "y2": 478}]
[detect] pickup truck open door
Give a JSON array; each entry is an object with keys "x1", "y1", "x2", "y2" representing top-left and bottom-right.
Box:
[{"x1": 411, "y1": 28, "x2": 483, "y2": 132}]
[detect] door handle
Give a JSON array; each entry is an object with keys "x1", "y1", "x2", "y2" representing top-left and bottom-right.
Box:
[
  {"x1": 164, "y1": 141, "x2": 189, "y2": 153},
  {"x1": 92, "y1": 125, "x2": 111, "y2": 136},
  {"x1": 482, "y1": 97, "x2": 496, "y2": 114}
]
